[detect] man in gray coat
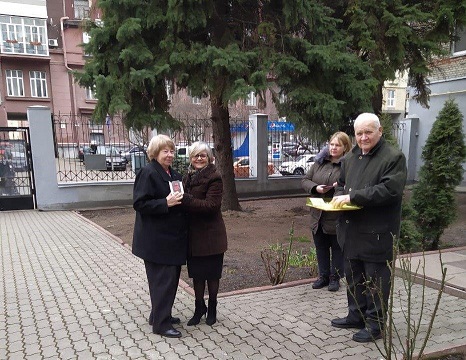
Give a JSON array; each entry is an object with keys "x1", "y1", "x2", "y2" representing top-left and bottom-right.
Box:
[{"x1": 330, "y1": 113, "x2": 407, "y2": 343}]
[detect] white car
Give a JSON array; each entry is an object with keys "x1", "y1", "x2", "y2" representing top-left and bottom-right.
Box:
[{"x1": 279, "y1": 154, "x2": 316, "y2": 175}]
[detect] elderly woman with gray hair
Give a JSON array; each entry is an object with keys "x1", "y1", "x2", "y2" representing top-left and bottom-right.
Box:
[
  {"x1": 182, "y1": 141, "x2": 227, "y2": 326},
  {"x1": 132, "y1": 134, "x2": 187, "y2": 338}
]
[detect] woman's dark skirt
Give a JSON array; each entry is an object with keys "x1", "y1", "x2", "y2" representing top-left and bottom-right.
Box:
[{"x1": 187, "y1": 253, "x2": 224, "y2": 280}]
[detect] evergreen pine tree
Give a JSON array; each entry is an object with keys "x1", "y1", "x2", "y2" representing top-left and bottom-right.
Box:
[
  {"x1": 411, "y1": 99, "x2": 466, "y2": 250},
  {"x1": 77, "y1": 0, "x2": 466, "y2": 210}
]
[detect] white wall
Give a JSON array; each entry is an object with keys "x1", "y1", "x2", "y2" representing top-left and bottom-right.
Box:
[
  {"x1": 407, "y1": 77, "x2": 466, "y2": 185},
  {"x1": 0, "y1": 0, "x2": 47, "y2": 18}
]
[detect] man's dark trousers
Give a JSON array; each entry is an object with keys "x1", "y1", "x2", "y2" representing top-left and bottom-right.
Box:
[{"x1": 344, "y1": 258, "x2": 391, "y2": 332}]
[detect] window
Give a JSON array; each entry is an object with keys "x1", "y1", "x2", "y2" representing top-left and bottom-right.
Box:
[
  {"x1": 453, "y1": 27, "x2": 466, "y2": 55},
  {"x1": 86, "y1": 87, "x2": 97, "y2": 100},
  {"x1": 74, "y1": 0, "x2": 90, "y2": 19},
  {"x1": 0, "y1": 15, "x2": 47, "y2": 56},
  {"x1": 30, "y1": 71, "x2": 47, "y2": 98},
  {"x1": 165, "y1": 80, "x2": 173, "y2": 100},
  {"x1": 82, "y1": 32, "x2": 91, "y2": 56},
  {"x1": 6, "y1": 70, "x2": 24, "y2": 97},
  {"x1": 279, "y1": 93, "x2": 287, "y2": 103},
  {"x1": 387, "y1": 90, "x2": 395, "y2": 108},
  {"x1": 188, "y1": 88, "x2": 201, "y2": 104},
  {"x1": 246, "y1": 91, "x2": 256, "y2": 106}
]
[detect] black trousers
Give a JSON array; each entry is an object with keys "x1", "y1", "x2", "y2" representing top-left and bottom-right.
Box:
[
  {"x1": 344, "y1": 258, "x2": 391, "y2": 331},
  {"x1": 313, "y1": 226, "x2": 344, "y2": 279},
  {"x1": 144, "y1": 261, "x2": 181, "y2": 333}
]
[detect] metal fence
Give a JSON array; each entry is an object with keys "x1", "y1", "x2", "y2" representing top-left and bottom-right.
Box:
[
  {"x1": 53, "y1": 113, "x2": 135, "y2": 182},
  {"x1": 52, "y1": 114, "x2": 315, "y2": 182}
]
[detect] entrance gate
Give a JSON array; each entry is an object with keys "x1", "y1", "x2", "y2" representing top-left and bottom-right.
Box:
[{"x1": 0, "y1": 127, "x2": 36, "y2": 210}]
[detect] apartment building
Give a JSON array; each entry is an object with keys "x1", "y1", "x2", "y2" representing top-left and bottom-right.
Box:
[
  {"x1": 0, "y1": 0, "x2": 51, "y2": 127},
  {"x1": 406, "y1": 28, "x2": 466, "y2": 184},
  {"x1": 1, "y1": 0, "x2": 411, "y2": 134},
  {"x1": 382, "y1": 71, "x2": 409, "y2": 122}
]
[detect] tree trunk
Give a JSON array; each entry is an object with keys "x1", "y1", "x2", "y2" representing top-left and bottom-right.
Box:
[
  {"x1": 371, "y1": 83, "x2": 384, "y2": 115},
  {"x1": 211, "y1": 96, "x2": 241, "y2": 211}
]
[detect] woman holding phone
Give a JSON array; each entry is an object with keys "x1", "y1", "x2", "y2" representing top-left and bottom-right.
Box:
[{"x1": 301, "y1": 131, "x2": 352, "y2": 291}]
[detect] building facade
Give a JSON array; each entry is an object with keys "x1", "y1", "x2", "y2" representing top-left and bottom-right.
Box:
[
  {"x1": 407, "y1": 28, "x2": 466, "y2": 185},
  {"x1": 382, "y1": 71, "x2": 408, "y2": 122},
  {"x1": 1, "y1": 0, "x2": 409, "y2": 139}
]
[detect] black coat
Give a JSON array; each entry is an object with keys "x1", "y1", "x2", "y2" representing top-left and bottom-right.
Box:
[
  {"x1": 132, "y1": 159, "x2": 188, "y2": 265},
  {"x1": 335, "y1": 138, "x2": 407, "y2": 262}
]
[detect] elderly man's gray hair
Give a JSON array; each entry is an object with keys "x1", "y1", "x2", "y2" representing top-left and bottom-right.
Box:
[{"x1": 354, "y1": 113, "x2": 381, "y2": 129}]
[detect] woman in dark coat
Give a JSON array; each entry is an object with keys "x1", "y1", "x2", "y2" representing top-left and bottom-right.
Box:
[
  {"x1": 301, "y1": 131, "x2": 352, "y2": 291},
  {"x1": 132, "y1": 134, "x2": 187, "y2": 338},
  {"x1": 182, "y1": 141, "x2": 227, "y2": 326}
]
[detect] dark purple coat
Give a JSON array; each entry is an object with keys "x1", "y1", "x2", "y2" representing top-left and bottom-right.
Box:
[{"x1": 182, "y1": 164, "x2": 228, "y2": 257}]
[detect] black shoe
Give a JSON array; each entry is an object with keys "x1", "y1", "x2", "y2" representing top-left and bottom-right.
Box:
[
  {"x1": 352, "y1": 328, "x2": 382, "y2": 342},
  {"x1": 155, "y1": 328, "x2": 182, "y2": 338},
  {"x1": 149, "y1": 315, "x2": 180, "y2": 325},
  {"x1": 331, "y1": 317, "x2": 365, "y2": 329},
  {"x1": 328, "y1": 275, "x2": 340, "y2": 292},
  {"x1": 312, "y1": 276, "x2": 329, "y2": 289},
  {"x1": 170, "y1": 317, "x2": 181, "y2": 325}
]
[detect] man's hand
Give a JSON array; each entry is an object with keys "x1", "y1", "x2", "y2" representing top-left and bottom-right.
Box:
[
  {"x1": 166, "y1": 192, "x2": 183, "y2": 207},
  {"x1": 330, "y1": 194, "x2": 350, "y2": 209}
]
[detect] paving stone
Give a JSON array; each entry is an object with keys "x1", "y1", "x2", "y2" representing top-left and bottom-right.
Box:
[
  {"x1": 40, "y1": 344, "x2": 59, "y2": 358},
  {"x1": 7, "y1": 351, "x2": 28, "y2": 360},
  {"x1": 2, "y1": 211, "x2": 466, "y2": 360},
  {"x1": 58, "y1": 346, "x2": 76, "y2": 359}
]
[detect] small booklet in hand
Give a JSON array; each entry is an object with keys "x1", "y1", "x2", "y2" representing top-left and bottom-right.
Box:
[{"x1": 169, "y1": 180, "x2": 184, "y2": 194}]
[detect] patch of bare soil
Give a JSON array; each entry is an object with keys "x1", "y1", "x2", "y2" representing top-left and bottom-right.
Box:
[{"x1": 78, "y1": 192, "x2": 466, "y2": 294}]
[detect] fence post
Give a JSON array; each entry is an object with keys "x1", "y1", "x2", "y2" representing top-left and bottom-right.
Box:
[
  {"x1": 27, "y1": 106, "x2": 58, "y2": 210},
  {"x1": 398, "y1": 117, "x2": 419, "y2": 183},
  {"x1": 248, "y1": 113, "x2": 269, "y2": 183}
]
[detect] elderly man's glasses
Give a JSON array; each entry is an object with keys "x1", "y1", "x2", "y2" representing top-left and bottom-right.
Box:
[{"x1": 192, "y1": 154, "x2": 207, "y2": 159}]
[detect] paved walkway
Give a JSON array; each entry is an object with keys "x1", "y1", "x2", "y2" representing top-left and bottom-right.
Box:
[{"x1": 1, "y1": 210, "x2": 465, "y2": 359}]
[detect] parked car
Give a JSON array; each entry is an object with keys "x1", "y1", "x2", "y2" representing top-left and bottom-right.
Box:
[
  {"x1": 78, "y1": 145, "x2": 95, "y2": 162},
  {"x1": 97, "y1": 146, "x2": 128, "y2": 171},
  {"x1": 233, "y1": 156, "x2": 275, "y2": 178},
  {"x1": 122, "y1": 145, "x2": 147, "y2": 163},
  {"x1": 281, "y1": 142, "x2": 300, "y2": 157},
  {"x1": 279, "y1": 154, "x2": 316, "y2": 175},
  {"x1": 282, "y1": 143, "x2": 316, "y2": 158},
  {"x1": 80, "y1": 145, "x2": 127, "y2": 171},
  {"x1": 0, "y1": 141, "x2": 27, "y2": 171}
]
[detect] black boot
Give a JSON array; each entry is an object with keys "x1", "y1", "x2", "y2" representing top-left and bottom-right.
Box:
[
  {"x1": 187, "y1": 300, "x2": 207, "y2": 326},
  {"x1": 206, "y1": 300, "x2": 217, "y2": 326},
  {"x1": 312, "y1": 276, "x2": 329, "y2": 289},
  {"x1": 328, "y1": 274, "x2": 340, "y2": 292}
]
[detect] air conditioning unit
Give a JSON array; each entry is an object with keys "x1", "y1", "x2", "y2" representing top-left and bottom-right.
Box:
[{"x1": 48, "y1": 38, "x2": 58, "y2": 48}]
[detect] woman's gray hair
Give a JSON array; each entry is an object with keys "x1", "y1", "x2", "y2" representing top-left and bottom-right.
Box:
[
  {"x1": 189, "y1": 141, "x2": 214, "y2": 163},
  {"x1": 146, "y1": 134, "x2": 175, "y2": 161}
]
